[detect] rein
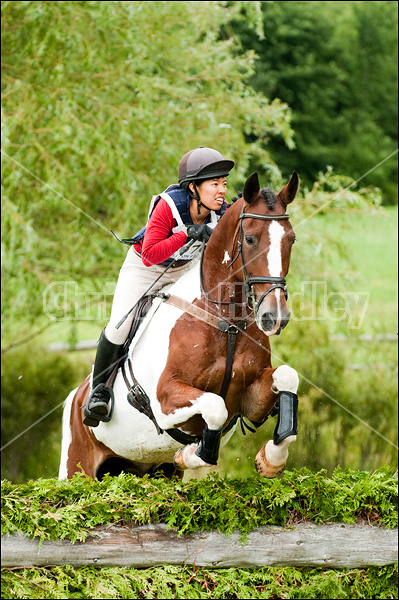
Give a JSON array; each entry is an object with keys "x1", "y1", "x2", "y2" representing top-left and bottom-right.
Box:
[{"x1": 197, "y1": 205, "x2": 291, "y2": 404}]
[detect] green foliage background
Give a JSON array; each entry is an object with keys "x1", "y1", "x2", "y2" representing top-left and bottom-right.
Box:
[
  {"x1": 1, "y1": 3, "x2": 397, "y2": 598},
  {"x1": 230, "y1": 0, "x2": 398, "y2": 203},
  {"x1": 1, "y1": 0, "x2": 294, "y2": 339}
]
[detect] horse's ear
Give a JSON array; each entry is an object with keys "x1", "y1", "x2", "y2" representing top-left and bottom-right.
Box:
[
  {"x1": 278, "y1": 171, "x2": 299, "y2": 206},
  {"x1": 243, "y1": 172, "x2": 261, "y2": 205}
]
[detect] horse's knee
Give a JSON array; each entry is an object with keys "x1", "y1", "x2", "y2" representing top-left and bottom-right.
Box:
[
  {"x1": 153, "y1": 391, "x2": 227, "y2": 430},
  {"x1": 272, "y1": 365, "x2": 299, "y2": 393},
  {"x1": 193, "y1": 392, "x2": 228, "y2": 429}
]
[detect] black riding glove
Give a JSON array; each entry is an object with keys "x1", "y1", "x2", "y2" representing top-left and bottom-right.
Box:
[{"x1": 186, "y1": 224, "x2": 213, "y2": 243}]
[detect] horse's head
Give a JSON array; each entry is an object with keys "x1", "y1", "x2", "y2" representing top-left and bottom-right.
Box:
[{"x1": 237, "y1": 171, "x2": 298, "y2": 336}]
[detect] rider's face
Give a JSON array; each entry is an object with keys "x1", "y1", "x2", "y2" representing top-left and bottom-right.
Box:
[{"x1": 192, "y1": 177, "x2": 227, "y2": 210}]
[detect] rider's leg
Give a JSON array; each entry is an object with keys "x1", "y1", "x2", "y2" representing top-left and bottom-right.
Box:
[
  {"x1": 84, "y1": 248, "x2": 193, "y2": 426},
  {"x1": 105, "y1": 248, "x2": 193, "y2": 344},
  {"x1": 84, "y1": 249, "x2": 146, "y2": 427},
  {"x1": 83, "y1": 328, "x2": 125, "y2": 427}
]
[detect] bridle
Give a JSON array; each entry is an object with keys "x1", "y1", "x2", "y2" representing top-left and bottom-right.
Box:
[
  {"x1": 201, "y1": 205, "x2": 290, "y2": 318},
  {"x1": 238, "y1": 208, "x2": 290, "y2": 315}
]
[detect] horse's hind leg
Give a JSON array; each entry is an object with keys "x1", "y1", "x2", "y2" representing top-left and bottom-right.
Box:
[
  {"x1": 59, "y1": 389, "x2": 76, "y2": 479},
  {"x1": 59, "y1": 378, "x2": 110, "y2": 479}
]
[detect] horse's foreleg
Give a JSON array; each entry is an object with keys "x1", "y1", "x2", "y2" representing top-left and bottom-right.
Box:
[
  {"x1": 153, "y1": 382, "x2": 228, "y2": 470},
  {"x1": 174, "y1": 420, "x2": 224, "y2": 470},
  {"x1": 255, "y1": 365, "x2": 299, "y2": 478}
]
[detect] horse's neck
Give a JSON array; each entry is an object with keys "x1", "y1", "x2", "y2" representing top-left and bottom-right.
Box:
[{"x1": 201, "y1": 201, "x2": 243, "y2": 310}]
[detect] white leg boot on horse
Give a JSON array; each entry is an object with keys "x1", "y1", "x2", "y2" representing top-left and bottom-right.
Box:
[{"x1": 255, "y1": 365, "x2": 299, "y2": 478}]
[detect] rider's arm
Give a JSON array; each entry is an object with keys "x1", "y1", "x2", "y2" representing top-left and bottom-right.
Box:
[{"x1": 141, "y1": 198, "x2": 187, "y2": 266}]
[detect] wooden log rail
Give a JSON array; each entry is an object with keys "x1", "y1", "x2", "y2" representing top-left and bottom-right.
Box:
[{"x1": 2, "y1": 523, "x2": 397, "y2": 569}]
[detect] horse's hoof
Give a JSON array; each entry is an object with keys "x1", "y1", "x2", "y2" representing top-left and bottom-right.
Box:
[
  {"x1": 174, "y1": 445, "x2": 209, "y2": 470},
  {"x1": 173, "y1": 448, "x2": 189, "y2": 470},
  {"x1": 255, "y1": 445, "x2": 286, "y2": 478}
]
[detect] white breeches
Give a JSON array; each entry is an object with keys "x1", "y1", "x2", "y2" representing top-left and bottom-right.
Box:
[{"x1": 105, "y1": 247, "x2": 194, "y2": 345}]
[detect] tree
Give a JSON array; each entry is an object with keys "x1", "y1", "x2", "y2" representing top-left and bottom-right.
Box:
[
  {"x1": 1, "y1": 0, "x2": 293, "y2": 343},
  {"x1": 230, "y1": 1, "x2": 398, "y2": 202}
]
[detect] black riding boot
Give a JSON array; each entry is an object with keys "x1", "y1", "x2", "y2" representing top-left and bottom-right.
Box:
[{"x1": 83, "y1": 329, "x2": 125, "y2": 427}]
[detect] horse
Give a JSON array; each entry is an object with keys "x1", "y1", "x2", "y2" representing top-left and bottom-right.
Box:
[{"x1": 59, "y1": 171, "x2": 300, "y2": 480}]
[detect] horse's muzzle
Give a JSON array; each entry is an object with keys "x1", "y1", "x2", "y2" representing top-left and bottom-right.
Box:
[{"x1": 259, "y1": 310, "x2": 291, "y2": 336}]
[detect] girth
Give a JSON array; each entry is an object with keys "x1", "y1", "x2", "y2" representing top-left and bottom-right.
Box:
[
  {"x1": 121, "y1": 358, "x2": 201, "y2": 444},
  {"x1": 217, "y1": 320, "x2": 247, "y2": 400}
]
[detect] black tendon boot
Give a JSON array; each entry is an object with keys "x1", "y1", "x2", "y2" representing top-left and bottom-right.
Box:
[
  {"x1": 83, "y1": 330, "x2": 125, "y2": 427},
  {"x1": 273, "y1": 391, "x2": 298, "y2": 445},
  {"x1": 195, "y1": 425, "x2": 223, "y2": 465}
]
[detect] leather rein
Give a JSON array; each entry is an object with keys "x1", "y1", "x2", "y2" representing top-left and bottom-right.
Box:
[{"x1": 194, "y1": 206, "x2": 291, "y2": 434}]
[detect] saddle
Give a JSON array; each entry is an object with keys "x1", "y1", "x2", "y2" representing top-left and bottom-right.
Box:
[{"x1": 104, "y1": 294, "x2": 203, "y2": 444}]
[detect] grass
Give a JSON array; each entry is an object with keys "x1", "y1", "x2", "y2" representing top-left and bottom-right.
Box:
[
  {"x1": 303, "y1": 205, "x2": 397, "y2": 335},
  {"x1": 319, "y1": 206, "x2": 397, "y2": 370}
]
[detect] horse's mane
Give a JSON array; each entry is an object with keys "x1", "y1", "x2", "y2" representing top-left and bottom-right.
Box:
[{"x1": 260, "y1": 188, "x2": 278, "y2": 210}]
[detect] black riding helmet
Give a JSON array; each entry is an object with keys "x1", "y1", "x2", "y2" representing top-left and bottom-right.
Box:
[{"x1": 178, "y1": 147, "x2": 234, "y2": 213}]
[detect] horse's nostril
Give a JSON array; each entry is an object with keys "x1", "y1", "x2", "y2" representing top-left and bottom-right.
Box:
[
  {"x1": 280, "y1": 313, "x2": 291, "y2": 330},
  {"x1": 262, "y1": 313, "x2": 276, "y2": 331}
]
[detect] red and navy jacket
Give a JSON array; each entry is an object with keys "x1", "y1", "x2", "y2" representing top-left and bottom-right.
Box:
[{"x1": 131, "y1": 185, "x2": 227, "y2": 266}]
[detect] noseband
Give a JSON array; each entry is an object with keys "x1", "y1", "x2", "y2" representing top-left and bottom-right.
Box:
[{"x1": 238, "y1": 209, "x2": 290, "y2": 314}]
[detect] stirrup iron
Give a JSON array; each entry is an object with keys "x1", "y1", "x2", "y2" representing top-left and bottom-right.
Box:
[{"x1": 83, "y1": 383, "x2": 115, "y2": 427}]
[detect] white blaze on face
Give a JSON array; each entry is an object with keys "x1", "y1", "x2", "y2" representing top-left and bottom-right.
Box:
[
  {"x1": 222, "y1": 250, "x2": 231, "y2": 265},
  {"x1": 267, "y1": 221, "x2": 284, "y2": 276},
  {"x1": 258, "y1": 220, "x2": 284, "y2": 331}
]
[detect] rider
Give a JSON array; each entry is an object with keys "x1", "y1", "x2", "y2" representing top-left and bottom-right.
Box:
[{"x1": 83, "y1": 146, "x2": 235, "y2": 427}]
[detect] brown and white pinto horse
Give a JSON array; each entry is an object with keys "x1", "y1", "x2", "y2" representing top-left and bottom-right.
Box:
[{"x1": 59, "y1": 172, "x2": 300, "y2": 480}]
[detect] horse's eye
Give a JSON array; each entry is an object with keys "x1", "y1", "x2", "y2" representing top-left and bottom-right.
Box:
[{"x1": 245, "y1": 235, "x2": 256, "y2": 246}]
